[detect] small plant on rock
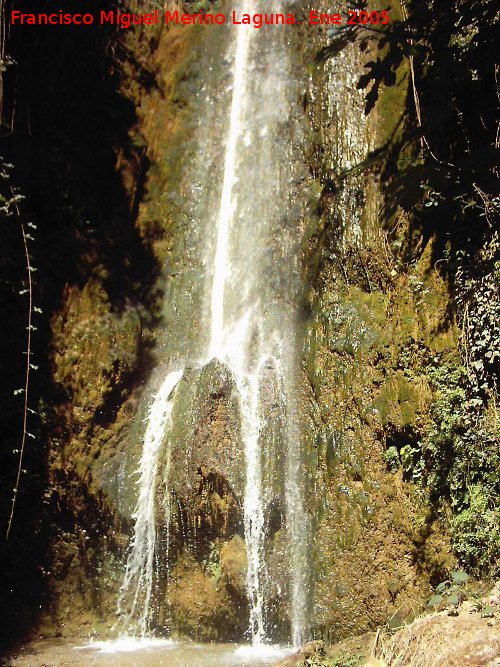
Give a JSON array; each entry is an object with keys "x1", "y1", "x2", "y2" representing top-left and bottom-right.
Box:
[{"x1": 427, "y1": 569, "x2": 470, "y2": 609}]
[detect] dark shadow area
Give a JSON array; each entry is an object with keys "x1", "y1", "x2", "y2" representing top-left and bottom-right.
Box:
[
  {"x1": 0, "y1": 0, "x2": 164, "y2": 651},
  {"x1": 317, "y1": 0, "x2": 498, "y2": 276}
]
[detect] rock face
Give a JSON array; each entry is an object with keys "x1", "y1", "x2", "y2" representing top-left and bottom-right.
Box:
[
  {"x1": 167, "y1": 361, "x2": 245, "y2": 506},
  {"x1": 294, "y1": 2, "x2": 458, "y2": 640},
  {"x1": 154, "y1": 361, "x2": 248, "y2": 640}
]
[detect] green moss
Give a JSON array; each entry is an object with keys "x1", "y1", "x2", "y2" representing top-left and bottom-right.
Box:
[
  {"x1": 375, "y1": 60, "x2": 409, "y2": 148},
  {"x1": 168, "y1": 552, "x2": 246, "y2": 641}
]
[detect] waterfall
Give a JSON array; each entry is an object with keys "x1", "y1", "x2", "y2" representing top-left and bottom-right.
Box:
[
  {"x1": 117, "y1": 369, "x2": 183, "y2": 636},
  {"x1": 117, "y1": 0, "x2": 309, "y2": 646},
  {"x1": 208, "y1": 14, "x2": 252, "y2": 359}
]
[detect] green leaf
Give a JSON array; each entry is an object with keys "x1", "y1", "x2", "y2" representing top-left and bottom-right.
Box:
[
  {"x1": 447, "y1": 593, "x2": 459, "y2": 606},
  {"x1": 435, "y1": 581, "x2": 449, "y2": 594},
  {"x1": 451, "y1": 570, "x2": 469, "y2": 585},
  {"x1": 480, "y1": 606, "x2": 496, "y2": 618},
  {"x1": 427, "y1": 594, "x2": 443, "y2": 608}
]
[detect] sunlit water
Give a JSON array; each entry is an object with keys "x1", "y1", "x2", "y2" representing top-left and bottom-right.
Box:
[
  {"x1": 9, "y1": 639, "x2": 294, "y2": 667},
  {"x1": 117, "y1": 370, "x2": 184, "y2": 635},
  {"x1": 117, "y1": 0, "x2": 310, "y2": 647}
]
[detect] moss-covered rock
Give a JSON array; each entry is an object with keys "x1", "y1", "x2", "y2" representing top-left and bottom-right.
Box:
[{"x1": 166, "y1": 551, "x2": 248, "y2": 641}]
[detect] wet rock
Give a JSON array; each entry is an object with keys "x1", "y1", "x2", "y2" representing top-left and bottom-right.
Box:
[
  {"x1": 167, "y1": 553, "x2": 247, "y2": 642},
  {"x1": 167, "y1": 359, "x2": 244, "y2": 503},
  {"x1": 273, "y1": 641, "x2": 324, "y2": 666},
  {"x1": 220, "y1": 535, "x2": 247, "y2": 597}
]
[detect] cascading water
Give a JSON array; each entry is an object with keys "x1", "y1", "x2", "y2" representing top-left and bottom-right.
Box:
[
  {"x1": 117, "y1": 0, "x2": 310, "y2": 647},
  {"x1": 117, "y1": 369, "x2": 183, "y2": 636}
]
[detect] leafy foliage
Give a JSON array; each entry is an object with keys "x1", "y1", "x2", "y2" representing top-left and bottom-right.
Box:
[
  {"x1": 303, "y1": 651, "x2": 362, "y2": 667},
  {"x1": 0, "y1": 156, "x2": 23, "y2": 216},
  {"x1": 455, "y1": 237, "x2": 500, "y2": 394},
  {"x1": 427, "y1": 570, "x2": 469, "y2": 609},
  {"x1": 398, "y1": 362, "x2": 499, "y2": 576},
  {"x1": 379, "y1": 364, "x2": 498, "y2": 576},
  {"x1": 450, "y1": 487, "x2": 499, "y2": 575},
  {"x1": 427, "y1": 570, "x2": 499, "y2": 618}
]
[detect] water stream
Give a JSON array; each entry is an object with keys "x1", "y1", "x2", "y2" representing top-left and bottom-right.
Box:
[
  {"x1": 117, "y1": 369, "x2": 184, "y2": 636},
  {"x1": 9, "y1": 638, "x2": 295, "y2": 667},
  {"x1": 117, "y1": 0, "x2": 309, "y2": 649}
]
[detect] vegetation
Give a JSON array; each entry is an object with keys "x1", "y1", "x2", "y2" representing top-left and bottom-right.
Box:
[
  {"x1": 322, "y1": 0, "x2": 499, "y2": 578},
  {"x1": 389, "y1": 361, "x2": 499, "y2": 576},
  {"x1": 427, "y1": 569, "x2": 497, "y2": 617}
]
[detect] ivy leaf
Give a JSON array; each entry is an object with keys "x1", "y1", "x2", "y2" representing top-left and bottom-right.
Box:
[
  {"x1": 451, "y1": 570, "x2": 469, "y2": 585},
  {"x1": 427, "y1": 594, "x2": 443, "y2": 608},
  {"x1": 435, "y1": 581, "x2": 449, "y2": 594}
]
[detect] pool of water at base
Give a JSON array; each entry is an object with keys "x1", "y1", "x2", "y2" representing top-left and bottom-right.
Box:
[{"x1": 6, "y1": 637, "x2": 296, "y2": 667}]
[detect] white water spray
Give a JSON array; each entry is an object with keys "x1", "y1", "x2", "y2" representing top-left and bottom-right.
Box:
[
  {"x1": 118, "y1": 0, "x2": 309, "y2": 646},
  {"x1": 205, "y1": 8, "x2": 269, "y2": 644},
  {"x1": 117, "y1": 369, "x2": 183, "y2": 636},
  {"x1": 209, "y1": 19, "x2": 252, "y2": 359},
  {"x1": 204, "y1": 0, "x2": 309, "y2": 643}
]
